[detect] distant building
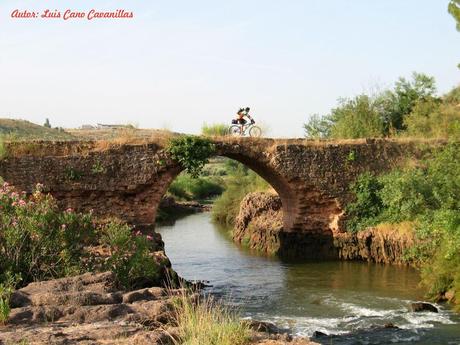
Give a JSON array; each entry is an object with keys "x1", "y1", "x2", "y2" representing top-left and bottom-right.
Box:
[
  {"x1": 96, "y1": 124, "x2": 130, "y2": 130},
  {"x1": 81, "y1": 125, "x2": 95, "y2": 129}
]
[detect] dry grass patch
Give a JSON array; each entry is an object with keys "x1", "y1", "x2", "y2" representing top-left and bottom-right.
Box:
[
  {"x1": 3, "y1": 141, "x2": 95, "y2": 157},
  {"x1": 373, "y1": 221, "x2": 415, "y2": 241},
  {"x1": 92, "y1": 128, "x2": 177, "y2": 151}
]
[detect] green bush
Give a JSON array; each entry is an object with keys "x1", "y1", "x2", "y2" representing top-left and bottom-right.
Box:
[
  {"x1": 345, "y1": 173, "x2": 383, "y2": 232},
  {"x1": 102, "y1": 221, "x2": 159, "y2": 289},
  {"x1": 346, "y1": 144, "x2": 460, "y2": 308},
  {"x1": 201, "y1": 123, "x2": 228, "y2": 136},
  {"x1": 347, "y1": 145, "x2": 459, "y2": 231},
  {"x1": 444, "y1": 85, "x2": 460, "y2": 105},
  {"x1": 0, "y1": 183, "x2": 96, "y2": 283},
  {"x1": 168, "y1": 174, "x2": 224, "y2": 201},
  {"x1": 188, "y1": 177, "x2": 224, "y2": 200},
  {"x1": 0, "y1": 182, "x2": 161, "y2": 293},
  {"x1": 168, "y1": 179, "x2": 190, "y2": 200},
  {"x1": 404, "y1": 99, "x2": 460, "y2": 139},
  {"x1": 303, "y1": 114, "x2": 332, "y2": 139},
  {"x1": 329, "y1": 95, "x2": 386, "y2": 139},
  {"x1": 378, "y1": 169, "x2": 437, "y2": 222},
  {"x1": 167, "y1": 136, "x2": 216, "y2": 178}
]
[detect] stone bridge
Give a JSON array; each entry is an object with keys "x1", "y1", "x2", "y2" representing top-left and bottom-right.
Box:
[{"x1": 0, "y1": 138, "x2": 435, "y2": 258}]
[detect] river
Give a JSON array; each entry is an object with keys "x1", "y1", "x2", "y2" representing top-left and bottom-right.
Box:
[{"x1": 157, "y1": 212, "x2": 460, "y2": 345}]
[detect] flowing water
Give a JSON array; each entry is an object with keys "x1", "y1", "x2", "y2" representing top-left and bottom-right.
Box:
[{"x1": 157, "y1": 212, "x2": 460, "y2": 345}]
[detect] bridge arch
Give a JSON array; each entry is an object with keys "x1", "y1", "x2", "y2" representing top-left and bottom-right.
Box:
[{"x1": 151, "y1": 144, "x2": 297, "y2": 232}]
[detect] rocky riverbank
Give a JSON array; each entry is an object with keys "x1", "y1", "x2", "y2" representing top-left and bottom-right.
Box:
[
  {"x1": 0, "y1": 271, "x2": 318, "y2": 345},
  {"x1": 156, "y1": 196, "x2": 212, "y2": 224},
  {"x1": 333, "y1": 226, "x2": 414, "y2": 264},
  {"x1": 233, "y1": 192, "x2": 415, "y2": 264},
  {"x1": 1, "y1": 272, "x2": 177, "y2": 344}
]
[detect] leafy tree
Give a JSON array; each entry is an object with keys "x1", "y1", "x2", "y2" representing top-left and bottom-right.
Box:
[
  {"x1": 303, "y1": 73, "x2": 457, "y2": 139},
  {"x1": 448, "y1": 1, "x2": 460, "y2": 68},
  {"x1": 449, "y1": 0, "x2": 460, "y2": 31},
  {"x1": 404, "y1": 97, "x2": 460, "y2": 139},
  {"x1": 444, "y1": 85, "x2": 460, "y2": 105},
  {"x1": 381, "y1": 72, "x2": 437, "y2": 133},
  {"x1": 303, "y1": 114, "x2": 332, "y2": 139},
  {"x1": 329, "y1": 95, "x2": 385, "y2": 139},
  {"x1": 43, "y1": 118, "x2": 51, "y2": 128},
  {"x1": 304, "y1": 95, "x2": 386, "y2": 140}
]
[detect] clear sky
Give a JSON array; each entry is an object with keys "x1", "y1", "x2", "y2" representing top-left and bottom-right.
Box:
[{"x1": 0, "y1": 0, "x2": 459, "y2": 137}]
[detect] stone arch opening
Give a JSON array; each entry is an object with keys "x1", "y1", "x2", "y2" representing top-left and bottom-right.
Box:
[
  {"x1": 153, "y1": 150, "x2": 341, "y2": 259},
  {"x1": 152, "y1": 151, "x2": 296, "y2": 234}
]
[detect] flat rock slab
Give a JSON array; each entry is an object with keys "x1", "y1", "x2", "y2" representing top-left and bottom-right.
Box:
[{"x1": 0, "y1": 272, "x2": 179, "y2": 345}]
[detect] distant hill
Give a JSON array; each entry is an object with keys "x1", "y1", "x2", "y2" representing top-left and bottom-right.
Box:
[{"x1": 0, "y1": 119, "x2": 76, "y2": 141}]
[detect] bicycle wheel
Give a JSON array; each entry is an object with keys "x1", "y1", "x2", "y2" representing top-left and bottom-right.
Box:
[
  {"x1": 228, "y1": 125, "x2": 242, "y2": 136},
  {"x1": 249, "y1": 125, "x2": 262, "y2": 137}
]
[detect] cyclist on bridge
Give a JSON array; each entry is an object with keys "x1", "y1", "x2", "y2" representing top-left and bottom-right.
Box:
[
  {"x1": 229, "y1": 106, "x2": 261, "y2": 137},
  {"x1": 235, "y1": 107, "x2": 255, "y2": 132}
]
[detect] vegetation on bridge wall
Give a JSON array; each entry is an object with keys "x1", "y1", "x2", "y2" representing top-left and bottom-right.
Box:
[{"x1": 166, "y1": 135, "x2": 216, "y2": 178}]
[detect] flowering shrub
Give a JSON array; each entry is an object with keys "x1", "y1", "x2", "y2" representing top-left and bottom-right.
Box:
[
  {"x1": 0, "y1": 182, "x2": 97, "y2": 284},
  {"x1": 0, "y1": 182, "x2": 160, "y2": 291},
  {"x1": 102, "y1": 221, "x2": 159, "y2": 289}
]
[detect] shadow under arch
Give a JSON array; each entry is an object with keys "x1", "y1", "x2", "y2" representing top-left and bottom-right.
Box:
[{"x1": 220, "y1": 151, "x2": 296, "y2": 231}]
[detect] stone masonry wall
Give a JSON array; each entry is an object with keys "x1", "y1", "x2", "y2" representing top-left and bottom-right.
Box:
[{"x1": 0, "y1": 138, "x2": 442, "y2": 258}]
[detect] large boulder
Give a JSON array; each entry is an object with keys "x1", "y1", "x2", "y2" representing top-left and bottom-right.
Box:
[
  {"x1": 233, "y1": 192, "x2": 283, "y2": 255},
  {"x1": 410, "y1": 302, "x2": 439, "y2": 313}
]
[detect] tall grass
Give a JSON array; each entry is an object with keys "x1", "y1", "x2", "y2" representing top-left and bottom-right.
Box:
[
  {"x1": 168, "y1": 173, "x2": 225, "y2": 201},
  {"x1": 170, "y1": 290, "x2": 250, "y2": 345},
  {"x1": 201, "y1": 123, "x2": 228, "y2": 137},
  {"x1": 0, "y1": 289, "x2": 11, "y2": 324},
  {"x1": 212, "y1": 165, "x2": 270, "y2": 227},
  {"x1": 0, "y1": 273, "x2": 18, "y2": 325},
  {"x1": 0, "y1": 136, "x2": 6, "y2": 159}
]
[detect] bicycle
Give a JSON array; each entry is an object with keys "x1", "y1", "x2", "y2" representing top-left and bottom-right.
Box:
[{"x1": 227, "y1": 122, "x2": 262, "y2": 137}]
